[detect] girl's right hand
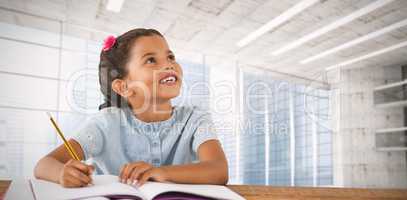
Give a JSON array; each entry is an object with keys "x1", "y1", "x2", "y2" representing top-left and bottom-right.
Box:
[{"x1": 58, "y1": 159, "x2": 94, "y2": 188}]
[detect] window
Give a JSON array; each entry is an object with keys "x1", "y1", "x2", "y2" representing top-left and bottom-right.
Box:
[
  {"x1": 239, "y1": 69, "x2": 333, "y2": 186},
  {"x1": 269, "y1": 80, "x2": 291, "y2": 186},
  {"x1": 240, "y1": 72, "x2": 267, "y2": 184},
  {"x1": 172, "y1": 59, "x2": 209, "y2": 110},
  {"x1": 0, "y1": 21, "x2": 103, "y2": 179}
]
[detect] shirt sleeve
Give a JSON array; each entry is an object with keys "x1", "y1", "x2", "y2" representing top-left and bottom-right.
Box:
[
  {"x1": 191, "y1": 110, "x2": 219, "y2": 154},
  {"x1": 72, "y1": 118, "x2": 104, "y2": 160}
]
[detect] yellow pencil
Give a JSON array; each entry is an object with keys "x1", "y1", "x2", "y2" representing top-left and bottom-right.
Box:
[{"x1": 46, "y1": 112, "x2": 80, "y2": 161}]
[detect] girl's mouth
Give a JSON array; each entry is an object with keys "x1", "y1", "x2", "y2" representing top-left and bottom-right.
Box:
[{"x1": 159, "y1": 72, "x2": 178, "y2": 85}]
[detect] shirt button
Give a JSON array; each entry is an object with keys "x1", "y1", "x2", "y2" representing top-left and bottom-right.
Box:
[{"x1": 152, "y1": 141, "x2": 159, "y2": 148}]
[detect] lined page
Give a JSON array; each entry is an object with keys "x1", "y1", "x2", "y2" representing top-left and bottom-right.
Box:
[{"x1": 139, "y1": 182, "x2": 245, "y2": 200}]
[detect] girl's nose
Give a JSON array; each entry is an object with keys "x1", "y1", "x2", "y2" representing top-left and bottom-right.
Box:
[{"x1": 164, "y1": 65, "x2": 175, "y2": 70}]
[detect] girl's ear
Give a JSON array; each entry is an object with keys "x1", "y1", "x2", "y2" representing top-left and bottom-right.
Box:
[{"x1": 112, "y1": 79, "x2": 135, "y2": 98}]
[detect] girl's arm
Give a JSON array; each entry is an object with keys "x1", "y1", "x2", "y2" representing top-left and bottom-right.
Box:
[
  {"x1": 34, "y1": 139, "x2": 94, "y2": 187},
  {"x1": 159, "y1": 140, "x2": 228, "y2": 184},
  {"x1": 120, "y1": 140, "x2": 228, "y2": 186}
]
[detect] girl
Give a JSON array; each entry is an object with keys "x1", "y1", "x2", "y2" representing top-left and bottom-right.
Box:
[{"x1": 34, "y1": 28, "x2": 228, "y2": 188}]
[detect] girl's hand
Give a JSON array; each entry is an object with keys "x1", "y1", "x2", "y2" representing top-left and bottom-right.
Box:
[
  {"x1": 137, "y1": 167, "x2": 168, "y2": 186},
  {"x1": 59, "y1": 159, "x2": 94, "y2": 188},
  {"x1": 119, "y1": 161, "x2": 168, "y2": 186}
]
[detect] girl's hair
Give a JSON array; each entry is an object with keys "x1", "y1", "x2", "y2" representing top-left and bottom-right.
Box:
[{"x1": 98, "y1": 28, "x2": 163, "y2": 110}]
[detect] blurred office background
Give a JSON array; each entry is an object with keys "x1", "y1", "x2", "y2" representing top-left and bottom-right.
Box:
[{"x1": 0, "y1": 0, "x2": 406, "y2": 189}]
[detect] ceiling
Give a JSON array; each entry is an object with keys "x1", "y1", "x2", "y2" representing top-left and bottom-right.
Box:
[{"x1": 1, "y1": 0, "x2": 407, "y2": 80}]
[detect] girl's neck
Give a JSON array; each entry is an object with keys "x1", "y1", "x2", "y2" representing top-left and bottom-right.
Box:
[{"x1": 130, "y1": 100, "x2": 173, "y2": 123}]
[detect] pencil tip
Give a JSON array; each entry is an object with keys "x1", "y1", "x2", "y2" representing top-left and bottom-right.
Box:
[{"x1": 46, "y1": 112, "x2": 52, "y2": 118}]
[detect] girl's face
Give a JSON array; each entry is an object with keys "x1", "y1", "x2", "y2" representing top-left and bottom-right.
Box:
[{"x1": 124, "y1": 35, "x2": 183, "y2": 104}]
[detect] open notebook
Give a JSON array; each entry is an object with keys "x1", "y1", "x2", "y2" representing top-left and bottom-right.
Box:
[{"x1": 30, "y1": 175, "x2": 245, "y2": 200}]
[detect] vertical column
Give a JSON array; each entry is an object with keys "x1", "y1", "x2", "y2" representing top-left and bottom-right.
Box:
[
  {"x1": 332, "y1": 69, "x2": 344, "y2": 186},
  {"x1": 264, "y1": 95, "x2": 270, "y2": 185},
  {"x1": 55, "y1": 21, "x2": 63, "y2": 147},
  {"x1": 312, "y1": 92, "x2": 318, "y2": 186},
  {"x1": 235, "y1": 62, "x2": 242, "y2": 184},
  {"x1": 289, "y1": 85, "x2": 296, "y2": 186},
  {"x1": 402, "y1": 66, "x2": 407, "y2": 167}
]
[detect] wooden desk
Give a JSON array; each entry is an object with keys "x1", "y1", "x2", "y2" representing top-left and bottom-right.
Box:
[
  {"x1": 1, "y1": 180, "x2": 407, "y2": 200},
  {"x1": 0, "y1": 181, "x2": 11, "y2": 200}
]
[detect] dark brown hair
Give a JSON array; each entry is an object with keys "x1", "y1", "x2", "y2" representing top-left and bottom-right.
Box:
[{"x1": 98, "y1": 28, "x2": 163, "y2": 110}]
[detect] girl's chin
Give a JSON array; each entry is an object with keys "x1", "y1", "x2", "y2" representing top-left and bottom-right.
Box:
[
  {"x1": 157, "y1": 91, "x2": 181, "y2": 100},
  {"x1": 158, "y1": 83, "x2": 181, "y2": 91},
  {"x1": 153, "y1": 83, "x2": 181, "y2": 100}
]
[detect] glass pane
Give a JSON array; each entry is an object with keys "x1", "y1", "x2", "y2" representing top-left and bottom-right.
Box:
[
  {"x1": 0, "y1": 38, "x2": 59, "y2": 78},
  {"x1": 0, "y1": 73, "x2": 58, "y2": 110}
]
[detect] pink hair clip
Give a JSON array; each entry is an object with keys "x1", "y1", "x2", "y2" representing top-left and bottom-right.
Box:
[{"x1": 102, "y1": 35, "x2": 116, "y2": 51}]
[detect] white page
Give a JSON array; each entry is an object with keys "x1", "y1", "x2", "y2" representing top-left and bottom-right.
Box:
[
  {"x1": 82, "y1": 197, "x2": 109, "y2": 200},
  {"x1": 31, "y1": 175, "x2": 145, "y2": 200},
  {"x1": 139, "y1": 182, "x2": 245, "y2": 200},
  {"x1": 91, "y1": 174, "x2": 119, "y2": 185}
]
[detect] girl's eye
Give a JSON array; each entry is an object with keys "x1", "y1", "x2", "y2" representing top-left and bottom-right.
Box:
[
  {"x1": 146, "y1": 57, "x2": 156, "y2": 64},
  {"x1": 168, "y1": 55, "x2": 176, "y2": 61}
]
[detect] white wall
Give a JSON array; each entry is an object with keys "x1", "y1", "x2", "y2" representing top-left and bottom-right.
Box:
[
  {"x1": 208, "y1": 56, "x2": 240, "y2": 183},
  {"x1": 331, "y1": 65, "x2": 407, "y2": 188},
  {"x1": 0, "y1": 15, "x2": 102, "y2": 179}
]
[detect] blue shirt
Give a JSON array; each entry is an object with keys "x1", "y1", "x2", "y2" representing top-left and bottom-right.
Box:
[{"x1": 73, "y1": 106, "x2": 218, "y2": 175}]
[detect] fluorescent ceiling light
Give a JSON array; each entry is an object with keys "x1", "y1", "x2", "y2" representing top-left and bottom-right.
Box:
[
  {"x1": 236, "y1": 0, "x2": 320, "y2": 48},
  {"x1": 106, "y1": 0, "x2": 125, "y2": 12},
  {"x1": 325, "y1": 40, "x2": 407, "y2": 71},
  {"x1": 301, "y1": 18, "x2": 407, "y2": 64},
  {"x1": 272, "y1": 0, "x2": 395, "y2": 56}
]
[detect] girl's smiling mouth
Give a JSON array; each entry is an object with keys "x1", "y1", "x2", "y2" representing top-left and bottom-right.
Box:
[{"x1": 158, "y1": 71, "x2": 179, "y2": 86}]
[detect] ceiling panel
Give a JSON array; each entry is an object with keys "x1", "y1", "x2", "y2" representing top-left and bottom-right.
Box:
[{"x1": 0, "y1": 0, "x2": 406, "y2": 80}]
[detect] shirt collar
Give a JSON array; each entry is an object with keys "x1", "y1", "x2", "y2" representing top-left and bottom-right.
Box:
[{"x1": 123, "y1": 105, "x2": 178, "y2": 134}]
